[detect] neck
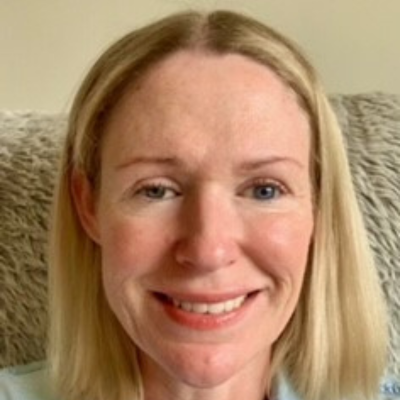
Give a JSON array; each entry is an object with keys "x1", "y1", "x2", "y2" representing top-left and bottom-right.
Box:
[
  {"x1": 144, "y1": 379, "x2": 269, "y2": 400},
  {"x1": 141, "y1": 353, "x2": 271, "y2": 400}
]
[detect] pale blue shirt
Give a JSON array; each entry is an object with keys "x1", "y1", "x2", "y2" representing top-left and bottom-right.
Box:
[
  {"x1": 0, "y1": 362, "x2": 399, "y2": 400},
  {"x1": 0, "y1": 363, "x2": 55, "y2": 400}
]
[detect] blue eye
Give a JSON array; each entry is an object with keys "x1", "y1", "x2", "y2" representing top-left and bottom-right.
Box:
[{"x1": 252, "y1": 184, "x2": 281, "y2": 200}]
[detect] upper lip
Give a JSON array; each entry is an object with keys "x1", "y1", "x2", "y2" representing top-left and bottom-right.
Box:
[{"x1": 152, "y1": 289, "x2": 261, "y2": 303}]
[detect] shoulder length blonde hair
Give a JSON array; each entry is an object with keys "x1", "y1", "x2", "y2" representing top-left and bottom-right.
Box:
[{"x1": 49, "y1": 9, "x2": 387, "y2": 400}]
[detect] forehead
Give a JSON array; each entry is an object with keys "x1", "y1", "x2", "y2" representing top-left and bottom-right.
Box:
[{"x1": 102, "y1": 51, "x2": 310, "y2": 168}]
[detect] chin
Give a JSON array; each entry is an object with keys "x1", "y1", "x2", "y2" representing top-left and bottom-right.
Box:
[
  {"x1": 151, "y1": 341, "x2": 268, "y2": 390},
  {"x1": 171, "y1": 356, "x2": 240, "y2": 389}
]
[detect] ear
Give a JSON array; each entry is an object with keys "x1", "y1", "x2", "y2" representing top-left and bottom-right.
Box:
[{"x1": 70, "y1": 170, "x2": 101, "y2": 244}]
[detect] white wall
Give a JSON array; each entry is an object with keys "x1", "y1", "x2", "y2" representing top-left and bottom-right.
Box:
[{"x1": 1, "y1": 0, "x2": 400, "y2": 112}]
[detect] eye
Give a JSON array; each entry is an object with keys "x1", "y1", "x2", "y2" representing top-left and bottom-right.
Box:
[
  {"x1": 253, "y1": 184, "x2": 279, "y2": 200},
  {"x1": 136, "y1": 184, "x2": 180, "y2": 200},
  {"x1": 243, "y1": 180, "x2": 286, "y2": 201}
]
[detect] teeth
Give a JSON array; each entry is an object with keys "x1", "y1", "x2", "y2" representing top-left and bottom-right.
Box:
[
  {"x1": 171, "y1": 295, "x2": 247, "y2": 315},
  {"x1": 192, "y1": 303, "x2": 208, "y2": 313}
]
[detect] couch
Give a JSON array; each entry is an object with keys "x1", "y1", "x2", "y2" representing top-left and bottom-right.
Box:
[{"x1": 0, "y1": 93, "x2": 399, "y2": 379}]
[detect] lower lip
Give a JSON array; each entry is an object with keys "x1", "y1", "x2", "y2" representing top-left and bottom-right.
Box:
[{"x1": 155, "y1": 293, "x2": 258, "y2": 331}]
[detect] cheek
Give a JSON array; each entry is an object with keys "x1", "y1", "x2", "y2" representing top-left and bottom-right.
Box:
[
  {"x1": 98, "y1": 215, "x2": 169, "y2": 284},
  {"x1": 248, "y1": 211, "x2": 313, "y2": 279}
]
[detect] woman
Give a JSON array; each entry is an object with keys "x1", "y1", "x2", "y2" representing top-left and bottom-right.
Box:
[{"x1": 0, "y1": 9, "x2": 389, "y2": 400}]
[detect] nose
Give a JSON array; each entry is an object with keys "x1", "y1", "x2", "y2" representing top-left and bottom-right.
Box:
[{"x1": 174, "y1": 190, "x2": 241, "y2": 271}]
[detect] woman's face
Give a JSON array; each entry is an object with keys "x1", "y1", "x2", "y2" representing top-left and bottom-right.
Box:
[{"x1": 75, "y1": 51, "x2": 314, "y2": 392}]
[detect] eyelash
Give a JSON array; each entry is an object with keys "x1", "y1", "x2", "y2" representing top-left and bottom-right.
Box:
[{"x1": 130, "y1": 178, "x2": 287, "y2": 202}]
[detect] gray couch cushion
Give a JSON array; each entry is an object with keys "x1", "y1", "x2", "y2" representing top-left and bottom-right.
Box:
[
  {"x1": 330, "y1": 94, "x2": 400, "y2": 377},
  {"x1": 0, "y1": 112, "x2": 66, "y2": 367}
]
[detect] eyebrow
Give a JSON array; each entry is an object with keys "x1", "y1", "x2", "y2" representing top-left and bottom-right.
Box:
[
  {"x1": 116, "y1": 155, "x2": 306, "y2": 171},
  {"x1": 116, "y1": 156, "x2": 182, "y2": 170},
  {"x1": 237, "y1": 156, "x2": 306, "y2": 171}
]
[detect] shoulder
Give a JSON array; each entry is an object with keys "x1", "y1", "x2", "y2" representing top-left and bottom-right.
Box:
[
  {"x1": 381, "y1": 376, "x2": 400, "y2": 399},
  {"x1": 275, "y1": 375, "x2": 400, "y2": 400},
  {"x1": 0, "y1": 362, "x2": 57, "y2": 400}
]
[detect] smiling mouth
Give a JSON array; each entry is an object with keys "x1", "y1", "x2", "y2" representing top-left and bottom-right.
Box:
[{"x1": 155, "y1": 291, "x2": 259, "y2": 316}]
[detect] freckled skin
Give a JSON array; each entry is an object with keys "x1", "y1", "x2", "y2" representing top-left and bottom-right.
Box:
[{"x1": 75, "y1": 51, "x2": 314, "y2": 400}]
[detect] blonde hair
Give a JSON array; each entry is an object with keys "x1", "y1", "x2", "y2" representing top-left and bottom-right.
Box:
[{"x1": 49, "y1": 10, "x2": 387, "y2": 400}]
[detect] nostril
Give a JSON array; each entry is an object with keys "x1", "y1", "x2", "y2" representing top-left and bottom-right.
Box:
[{"x1": 174, "y1": 237, "x2": 238, "y2": 270}]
